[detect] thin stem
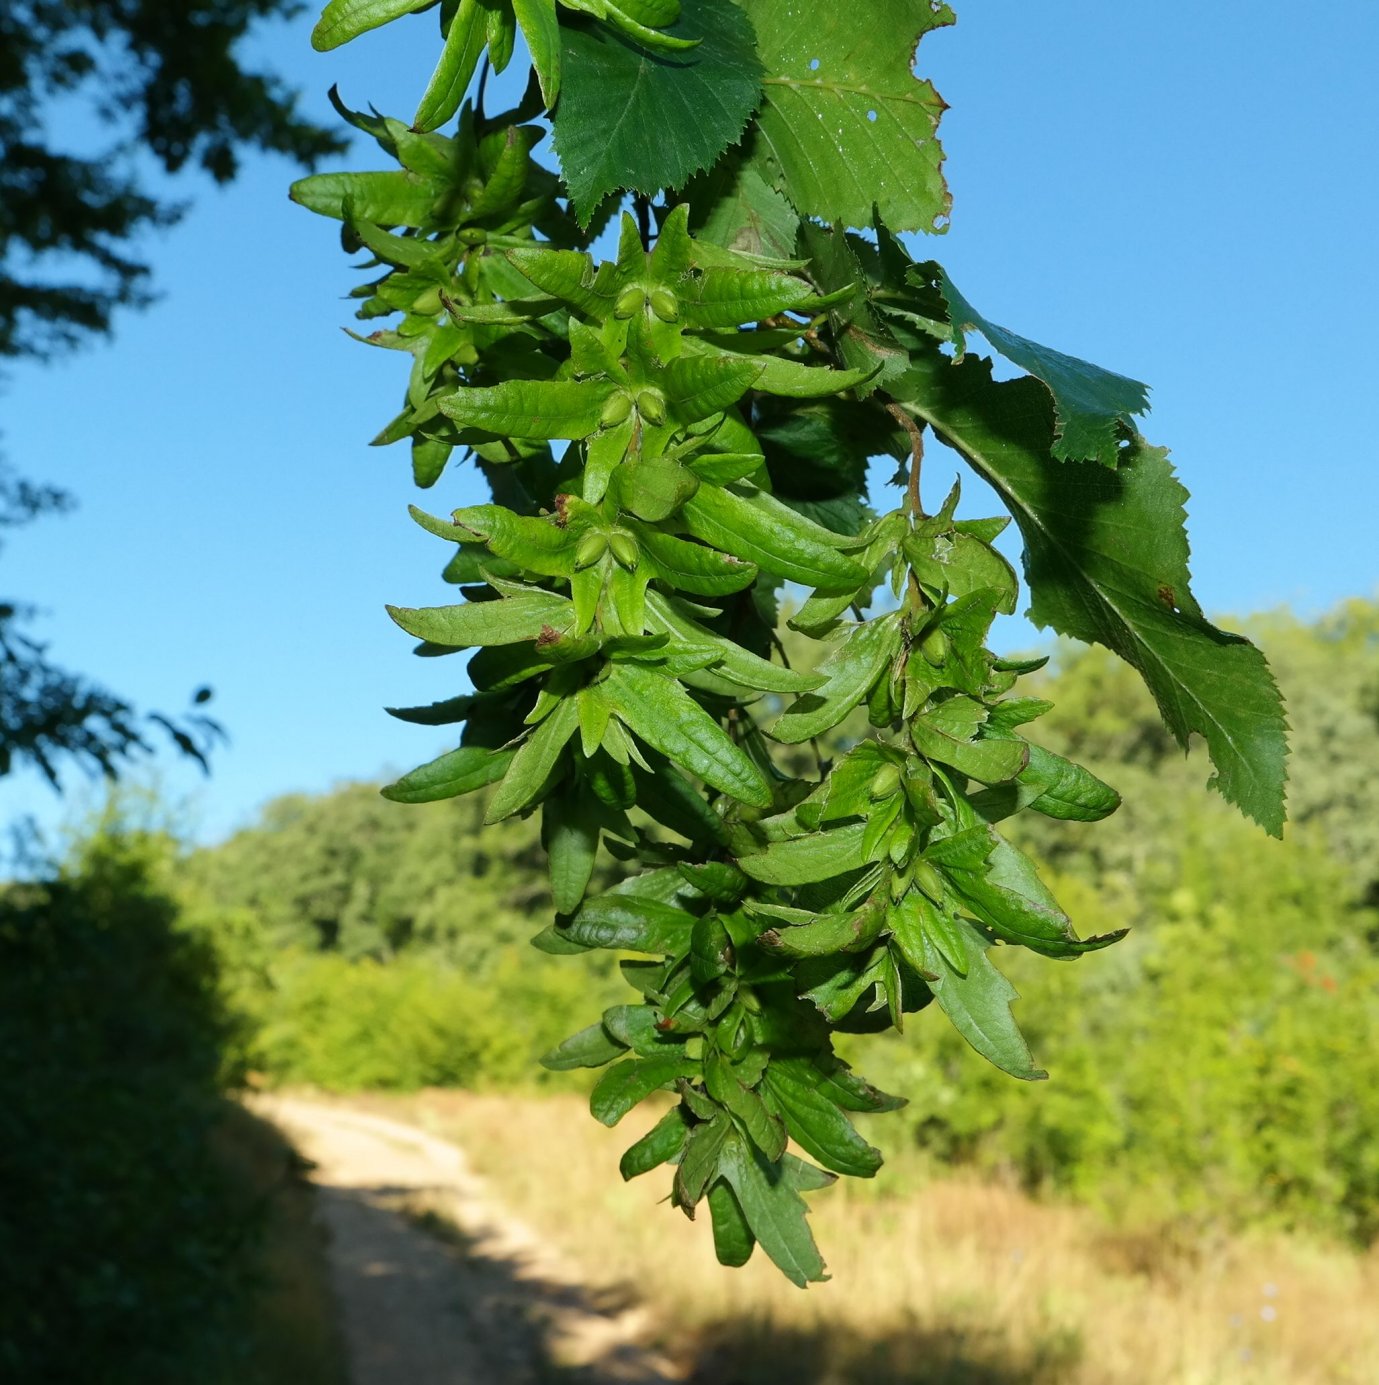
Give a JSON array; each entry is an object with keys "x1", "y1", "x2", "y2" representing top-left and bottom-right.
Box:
[
  {"x1": 475, "y1": 56, "x2": 491, "y2": 120},
  {"x1": 885, "y1": 402, "x2": 926, "y2": 520}
]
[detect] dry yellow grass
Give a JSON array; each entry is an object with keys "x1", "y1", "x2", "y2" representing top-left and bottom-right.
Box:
[{"x1": 341, "y1": 1089, "x2": 1379, "y2": 1385}]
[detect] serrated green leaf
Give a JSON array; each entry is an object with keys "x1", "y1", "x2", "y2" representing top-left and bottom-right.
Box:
[
  {"x1": 717, "y1": 1132, "x2": 828, "y2": 1287},
  {"x1": 681, "y1": 484, "x2": 865, "y2": 589},
  {"x1": 553, "y1": 0, "x2": 763, "y2": 220},
  {"x1": 686, "y1": 153, "x2": 801, "y2": 261},
  {"x1": 902, "y1": 350, "x2": 1288, "y2": 835},
  {"x1": 438, "y1": 379, "x2": 611, "y2": 440},
  {"x1": 563, "y1": 893, "x2": 697, "y2": 953},
  {"x1": 591, "y1": 1055, "x2": 701, "y2": 1126},
  {"x1": 605, "y1": 662, "x2": 773, "y2": 807},
  {"x1": 932, "y1": 266, "x2": 1150, "y2": 468},
  {"x1": 540, "y1": 1021, "x2": 628, "y2": 1071},
  {"x1": 735, "y1": 0, "x2": 952, "y2": 232},
  {"x1": 381, "y1": 744, "x2": 514, "y2": 803},
  {"x1": 386, "y1": 590, "x2": 573, "y2": 647},
  {"x1": 891, "y1": 893, "x2": 1046, "y2": 1081},
  {"x1": 771, "y1": 613, "x2": 902, "y2": 743},
  {"x1": 312, "y1": 0, "x2": 429, "y2": 50},
  {"x1": 737, "y1": 821, "x2": 869, "y2": 886},
  {"x1": 620, "y1": 1106, "x2": 690, "y2": 1179},
  {"x1": 761, "y1": 1065, "x2": 882, "y2": 1177}
]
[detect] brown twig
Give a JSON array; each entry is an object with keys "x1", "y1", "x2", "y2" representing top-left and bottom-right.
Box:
[{"x1": 885, "y1": 401, "x2": 926, "y2": 519}]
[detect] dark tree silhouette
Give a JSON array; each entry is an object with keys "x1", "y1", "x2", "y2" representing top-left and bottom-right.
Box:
[
  {"x1": 0, "y1": 0, "x2": 344, "y2": 360},
  {"x1": 1, "y1": 2, "x2": 341, "y2": 796}
]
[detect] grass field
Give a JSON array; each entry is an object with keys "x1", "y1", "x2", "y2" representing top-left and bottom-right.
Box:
[{"x1": 345, "y1": 1090, "x2": 1379, "y2": 1385}]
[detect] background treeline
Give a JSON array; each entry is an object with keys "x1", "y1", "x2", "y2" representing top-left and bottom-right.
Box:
[{"x1": 170, "y1": 597, "x2": 1379, "y2": 1245}]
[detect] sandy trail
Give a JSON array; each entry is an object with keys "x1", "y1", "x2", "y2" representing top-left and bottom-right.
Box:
[{"x1": 254, "y1": 1095, "x2": 680, "y2": 1385}]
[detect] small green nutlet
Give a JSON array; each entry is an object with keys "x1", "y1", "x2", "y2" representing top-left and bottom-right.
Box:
[
  {"x1": 614, "y1": 286, "x2": 645, "y2": 320},
  {"x1": 919, "y1": 625, "x2": 949, "y2": 667},
  {"x1": 600, "y1": 391, "x2": 634, "y2": 428},
  {"x1": 574, "y1": 532, "x2": 609, "y2": 570},
  {"x1": 412, "y1": 285, "x2": 443, "y2": 316},
  {"x1": 912, "y1": 859, "x2": 947, "y2": 905},
  {"x1": 649, "y1": 287, "x2": 680, "y2": 322},
  {"x1": 608, "y1": 530, "x2": 640, "y2": 570},
  {"x1": 636, "y1": 389, "x2": 667, "y2": 426},
  {"x1": 456, "y1": 227, "x2": 487, "y2": 246},
  {"x1": 870, "y1": 764, "x2": 902, "y2": 800}
]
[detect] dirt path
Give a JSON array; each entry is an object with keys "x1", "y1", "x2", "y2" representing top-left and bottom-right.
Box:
[{"x1": 254, "y1": 1095, "x2": 680, "y2": 1385}]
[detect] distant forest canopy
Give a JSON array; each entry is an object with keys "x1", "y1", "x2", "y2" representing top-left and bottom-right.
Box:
[{"x1": 159, "y1": 597, "x2": 1379, "y2": 1243}]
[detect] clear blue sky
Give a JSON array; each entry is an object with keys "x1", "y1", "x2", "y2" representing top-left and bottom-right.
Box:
[{"x1": 3, "y1": 1, "x2": 1376, "y2": 847}]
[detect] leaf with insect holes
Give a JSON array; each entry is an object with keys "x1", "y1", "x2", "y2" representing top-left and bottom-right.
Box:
[{"x1": 734, "y1": 0, "x2": 953, "y2": 231}]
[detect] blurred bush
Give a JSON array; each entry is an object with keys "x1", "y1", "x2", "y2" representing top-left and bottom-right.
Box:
[{"x1": 0, "y1": 813, "x2": 341, "y2": 1383}]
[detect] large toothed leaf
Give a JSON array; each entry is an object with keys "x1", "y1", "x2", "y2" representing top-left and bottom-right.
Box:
[
  {"x1": 312, "y1": 0, "x2": 429, "y2": 50},
  {"x1": 930, "y1": 267, "x2": 1151, "y2": 468},
  {"x1": 438, "y1": 379, "x2": 611, "y2": 440},
  {"x1": 901, "y1": 350, "x2": 1289, "y2": 835},
  {"x1": 605, "y1": 662, "x2": 774, "y2": 807},
  {"x1": 381, "y1": 744, "x2": 514, "y2": 803},
  {"x1": 734, "y1": 0, "x2": 952, "y2": 232},
  {"x1": 687, "y1": 151, "x2": 801, "y2": 261},
  {"x1": 553, "y1": 0, "x2": 763, "y2": 220}
]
